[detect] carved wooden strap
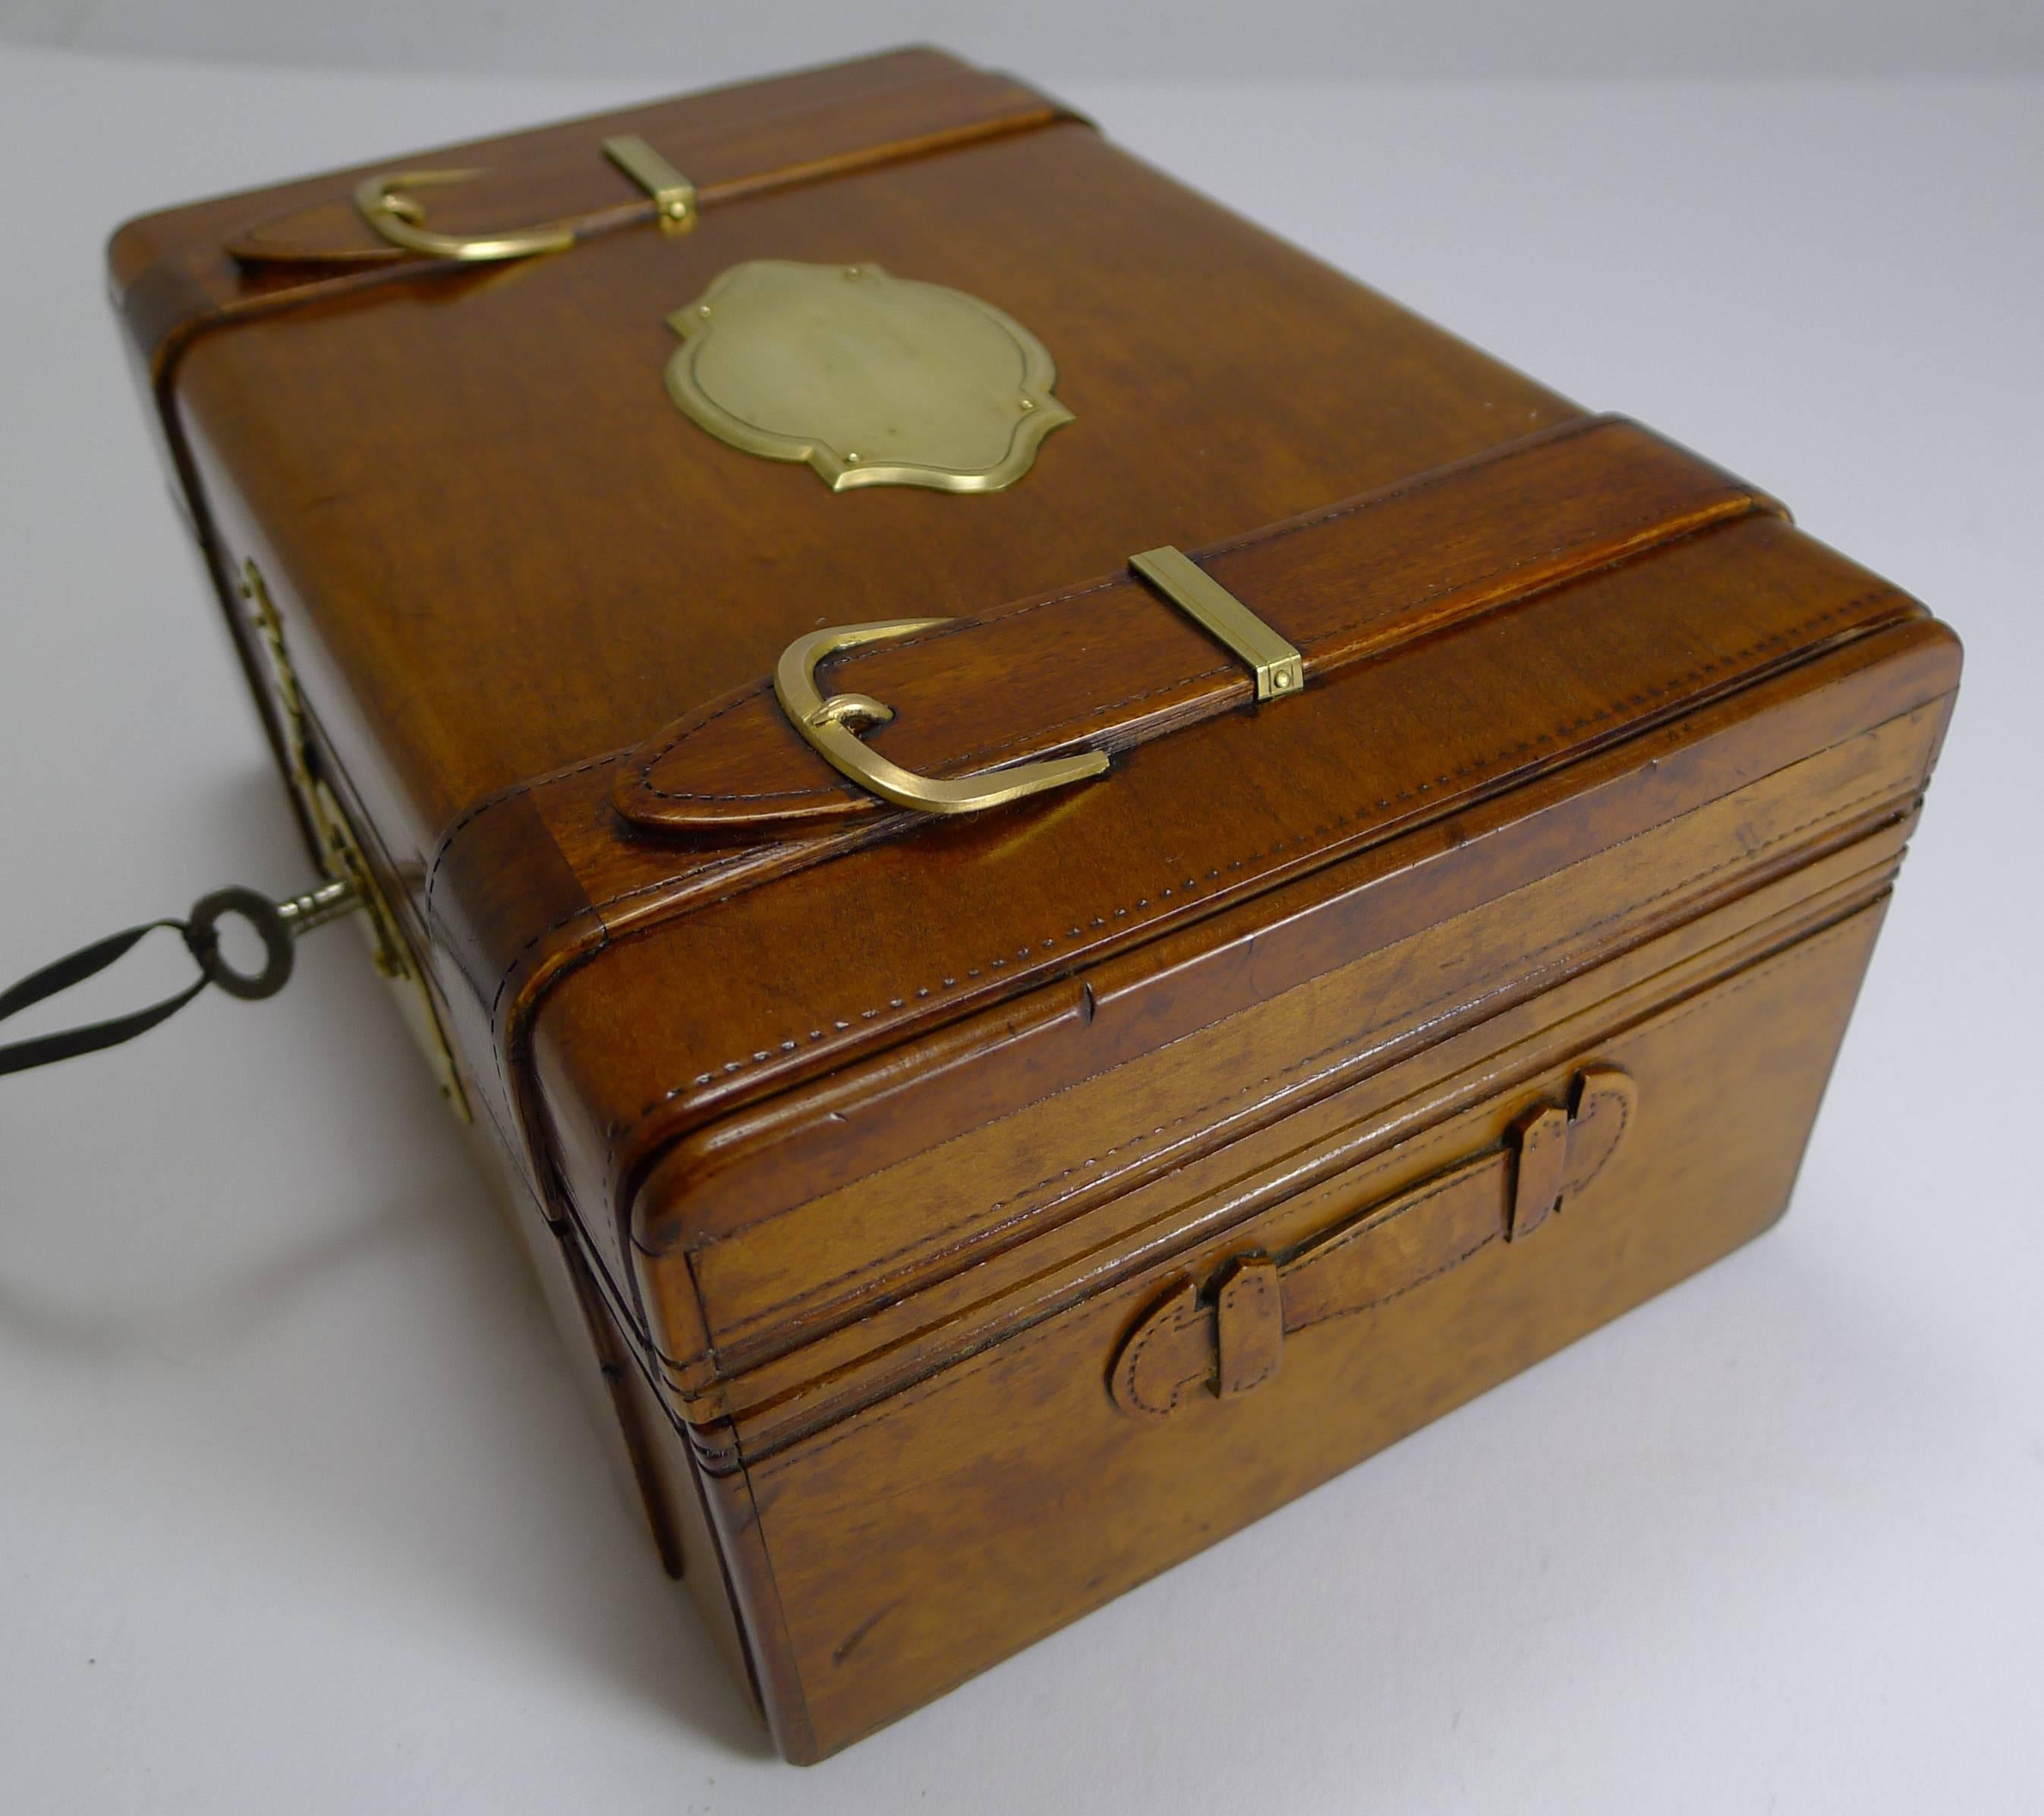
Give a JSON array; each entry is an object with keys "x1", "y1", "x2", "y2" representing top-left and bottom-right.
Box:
[
  {"x1": 1108, "y1": 1066, "x2": 1636, "y2": 1419},
  {"x1": 611, "y1": 418, "x2": 1781, "y2": 837},
  {"x1": 219, "y1": 55, "x2": 1071, "y2": 267}
]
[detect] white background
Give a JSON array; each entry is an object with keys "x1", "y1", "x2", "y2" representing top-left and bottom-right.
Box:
[
  {"x1": 2, "y1": 34, "x2": 2040, "y2": 1816},
  {"x1": 3, "y1": 0, "x2": 2042, "y2": 79}
]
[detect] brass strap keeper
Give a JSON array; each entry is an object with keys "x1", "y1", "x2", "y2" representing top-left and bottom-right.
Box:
[
  {"x1": 602, "y1": 134, "x2": 698, "y2": 233},
  {"x1": 1131, "y1": 546, "x2": 1304, "y2": 701}
]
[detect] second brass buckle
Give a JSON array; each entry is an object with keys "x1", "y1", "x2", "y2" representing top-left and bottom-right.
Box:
[{"x1": 773, "y1": 621, "x2": 1109, "y2": 816}]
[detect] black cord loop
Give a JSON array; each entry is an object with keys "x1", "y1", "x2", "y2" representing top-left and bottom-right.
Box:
[{"x1": 0, "y1": 887, "x2": 300, "y2": 1077}]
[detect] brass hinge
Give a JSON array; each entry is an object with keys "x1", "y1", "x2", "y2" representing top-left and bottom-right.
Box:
[{"x1": 239, "y1": 560, "x2": 473, "y2": 1123}]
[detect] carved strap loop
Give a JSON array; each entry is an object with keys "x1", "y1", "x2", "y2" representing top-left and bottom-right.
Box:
[{"x1": 1108, "y1": 1065, "x2": 1637, "y2": 1419}]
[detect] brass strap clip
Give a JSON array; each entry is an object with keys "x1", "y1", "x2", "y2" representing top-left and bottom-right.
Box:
[
  {"x1": 602, "y1": 134, "x2": 698, "y2": 233},
  {"x1": 1132, "y1": 546, "x2": 1304, "y2": 700}
]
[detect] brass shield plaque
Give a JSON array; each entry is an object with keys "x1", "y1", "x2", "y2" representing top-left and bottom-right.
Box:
[{"x1": 663, "y1": 260, "x2": 1072, "y2": 493}]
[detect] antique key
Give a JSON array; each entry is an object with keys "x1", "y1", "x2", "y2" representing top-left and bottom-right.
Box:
[{"x1": 0, "y1": 877, "x2": 360, "y2": 1077}]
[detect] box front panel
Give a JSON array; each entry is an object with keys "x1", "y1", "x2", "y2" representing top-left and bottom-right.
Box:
[{"x1": 739, "y1": 895, "x2": 1887, "y2": 1756}]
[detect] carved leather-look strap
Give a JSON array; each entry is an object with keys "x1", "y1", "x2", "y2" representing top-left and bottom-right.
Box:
[
  {"x1": 216, "y1": 53, "x2": 1072, "y2": 269},
  {"x1": 1108, "y1": 1066, "x2": 1636, "y2": 1419},
  {"x1": 612, "y1": 418, "x2": 1782, "y2": 837}
]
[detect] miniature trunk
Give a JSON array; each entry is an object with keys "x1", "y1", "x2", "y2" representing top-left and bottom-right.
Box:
[{"x1": 108, "y1": 48, "x2": 1960, "y2": 1762}]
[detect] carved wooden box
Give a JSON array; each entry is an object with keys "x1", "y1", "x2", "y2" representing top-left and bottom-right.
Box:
[{"x1": 108, "y1": 49, "x2": 1961, "y2": 1761}]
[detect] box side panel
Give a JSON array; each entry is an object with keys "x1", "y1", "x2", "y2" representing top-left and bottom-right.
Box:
[
  {"x1": 743, "y1": 892, "x2": 1889, "y2": 1757},
  {"x1": 696, "y1": 808, "x2": 1912, "y2": 1471}
]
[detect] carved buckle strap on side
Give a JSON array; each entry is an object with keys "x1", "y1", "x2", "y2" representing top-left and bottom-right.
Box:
[
  {"x1": 1107, "y1": 1066, "x2": 1636, "y2": 1420},
  {"x1": 611, "y1": 418, "x2": 1782, "y2": 837}
]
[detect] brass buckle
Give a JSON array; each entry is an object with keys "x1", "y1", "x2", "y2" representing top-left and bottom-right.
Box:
[
  {"x1": 353, "y1": 135, "x2": 694, "y2": 262},
  {"x1": 773, "y1": 621, "x2": 1110, "y2": 816},
  {"x1": 352, "y1": 169, "x2": 577, "y2": 262}
]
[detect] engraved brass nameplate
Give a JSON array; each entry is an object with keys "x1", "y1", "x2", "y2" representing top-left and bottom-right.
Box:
[{"x1": 664, "y1": 260, "x2": 1072, "y2": 493}]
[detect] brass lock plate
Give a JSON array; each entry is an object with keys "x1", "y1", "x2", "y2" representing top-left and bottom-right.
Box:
[{"x1": 240, "y1": 561, "x2": 472, "y2": 1123}]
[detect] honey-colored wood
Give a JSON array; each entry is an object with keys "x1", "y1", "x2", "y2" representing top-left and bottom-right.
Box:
[{"x1": 106, "y1": 48, "x2": 1962, "y2": 1764}]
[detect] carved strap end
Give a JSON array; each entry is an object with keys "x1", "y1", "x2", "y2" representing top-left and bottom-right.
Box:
[
  {"x1": 1109, "y1": 1277, "x2": 1213, "y2": 1420},
  {"x1": 1214, "y1": 1255, "x2": 1283, "y2": 1398},
  {"x1": 1510, "y1": 1064, "x2": 1636, "y2": 1240}
]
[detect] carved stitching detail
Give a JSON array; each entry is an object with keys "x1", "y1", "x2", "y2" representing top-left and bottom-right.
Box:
[
  {"x1": 1305, "y1": 1229, "x2": 1503, "y2": 1331},
  {"x1": 1217, "y1": 1265, "x2": 1281, "y2": 1395},
  {"x1": 423, "y1": 748, "x2": 629, "y2": 929},
  {"x1": 1284, "y1": 1161, "x2": 1485, "y2": 1287},
  {"x1": 621, "y1": 680, "x2": 876, "y2": 804},
  {"x1": 1566, "y1": 1079, "x2": 1636, "y2": 1196}
]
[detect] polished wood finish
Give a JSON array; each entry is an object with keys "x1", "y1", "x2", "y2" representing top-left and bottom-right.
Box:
[{"x1": 107, "y1": 49, "x2": 1961, "y2": 1763}]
